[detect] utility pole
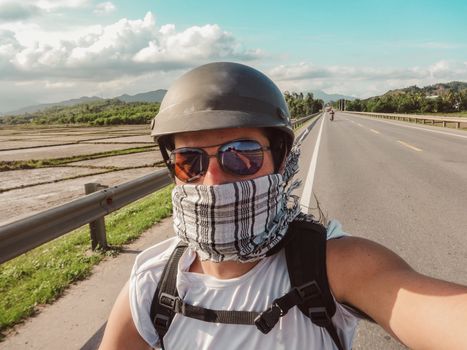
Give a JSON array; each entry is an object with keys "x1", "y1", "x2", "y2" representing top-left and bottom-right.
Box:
[{"x1": 339, "y1": 99, "x2": 346, "y2": 111}]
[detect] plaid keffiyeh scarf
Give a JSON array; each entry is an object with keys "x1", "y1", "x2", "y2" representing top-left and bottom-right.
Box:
[{"x1": 171, "y1": 141, "x2": 303, "y2": 262}]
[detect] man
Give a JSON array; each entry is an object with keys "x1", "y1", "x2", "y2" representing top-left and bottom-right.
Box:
[{"x1": 99, "y1": 62, "x2": 467, "y2": 350}]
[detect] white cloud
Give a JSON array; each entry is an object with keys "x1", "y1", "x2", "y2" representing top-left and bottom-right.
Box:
[
  {"x1": 0, "y1": 0, "x2": 90, "y2": 17},
  {"x1": 0, "y1": 29, "x2": 22, "y2": 75},
  {"x1": 26, "y1": 0, "x2": 89, "y2": 11},
  {"x1": 269, "y1": 61, "x2": 467, "y2": 98},
  {"x1": 159, "y1": 24, "x2": 175, "y2": 36},
  {"x1": 269, "y1": 62, "x2": 428, "y2": 82},
  {"x1": 133, "y1": 23, "x2": 260, "y2": 64},
  {"x1": 94, "y1": 1, "x2": 116, "y2": 14},
  {"x1": 44, "y1": 81, "x2": 76, "y2": 88},
  {"x1": 2, "y1": 11, "x2": 260, "y2": 81},
  {"x1": 0, "y1": 11, "x2": 263, "y2": 112},
  {"x1": 0, "y1": 2, "x2": 41, "y2": 21}
]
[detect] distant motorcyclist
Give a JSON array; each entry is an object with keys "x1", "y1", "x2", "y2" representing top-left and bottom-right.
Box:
[{"x1": 330, "y1": 109, "x2": 335, "y2": 121}]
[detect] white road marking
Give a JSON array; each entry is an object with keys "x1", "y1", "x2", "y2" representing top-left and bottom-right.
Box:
[
  {"x1": 300, "y1": 115, "x2": 325, "y2": 211},
  {"x1": 397, "y1": 140, "x2": 422, "y2": 152},
  {"x1": 370, "y1": 128, "x2": 380, "y2": 134},
  {"x1": 357, "y1": 123, "x2": 363, "y2": 127}
]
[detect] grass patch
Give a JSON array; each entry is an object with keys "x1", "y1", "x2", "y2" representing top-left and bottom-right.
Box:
[
  {"x1": 0, "y1": 184, "x2": 173, "y2": 338},
  {"x1": 0, "y1": 146, "x2": 156, "y2": 171}
]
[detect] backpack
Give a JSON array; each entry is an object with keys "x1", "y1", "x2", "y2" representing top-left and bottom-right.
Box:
[{"x1": 149, "y1": 219, "x2": 345, "y2": 350}]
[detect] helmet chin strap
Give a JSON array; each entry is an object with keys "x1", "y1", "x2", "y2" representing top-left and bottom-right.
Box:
[{"x1": 157, "y1": 137, "x2": 175, "y2": 179}]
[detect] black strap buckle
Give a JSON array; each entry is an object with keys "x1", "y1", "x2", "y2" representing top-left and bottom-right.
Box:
[
  {"x1": 254, "y1": 303, "x2": 283, "y2": 334},
  {"x1": 294, "y1": 281, "x2": 321, "y2": 302},
  {"x1": 153, "y1": 313, "x2": 170, "y2": 329},
  {"x1": 159, "y1": 292, "x2": 181, "y2": 312},
  {"x1": 308, "y1": 306, "x2": 332, "y2": 327}
]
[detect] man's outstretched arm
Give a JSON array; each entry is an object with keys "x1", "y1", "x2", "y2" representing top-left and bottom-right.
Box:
[
  {"x1": 328, "y1": 237, "x2": 467, "y2": 350},
  {"x1": 99, "y1": 281, "x2": 152, "y2": 350}
]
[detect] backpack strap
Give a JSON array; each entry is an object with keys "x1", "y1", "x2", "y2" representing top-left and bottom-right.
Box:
[
  {"x1": 150, "y1": 242, "x2": 187, "y2": 350},
  {"x1": 285, "y1": 220, "x2": 345, "y2": 350}
]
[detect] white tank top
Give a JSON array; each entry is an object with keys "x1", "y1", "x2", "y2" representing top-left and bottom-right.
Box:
[{"x1": 129, "y1": 220, "x2": 361, "y2": 349}]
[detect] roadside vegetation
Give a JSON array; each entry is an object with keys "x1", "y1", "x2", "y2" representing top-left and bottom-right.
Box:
[
  {"x1": 0, "y1": 99, "x2": 160, "y2": 126},
  {"x1": 285, "y1": 91, "x2": 324, "y2": 118},
  {"x1": 0, "y1": 185, "x2": 173, "y2": 338},
  {"x1": 343, "y1": 82, "x2": 467, "y2": 114}
]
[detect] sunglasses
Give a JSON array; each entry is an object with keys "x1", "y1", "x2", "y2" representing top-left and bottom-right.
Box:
[{"x1": 169, "y1": 139, "x2": 271, "y2": 182}]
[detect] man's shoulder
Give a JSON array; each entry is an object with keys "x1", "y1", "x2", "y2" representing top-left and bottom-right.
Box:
[{"x1": 132, "y1": 236, "x2": 180, "y2": 278}]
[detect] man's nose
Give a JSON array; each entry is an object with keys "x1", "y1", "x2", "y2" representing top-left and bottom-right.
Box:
[{"x1": 201, "y1": 156, "x2": 230, "y2": 185}]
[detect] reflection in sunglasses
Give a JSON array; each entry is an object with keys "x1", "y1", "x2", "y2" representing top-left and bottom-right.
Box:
[{"x1": 231, "y1": 149, "x2": 252, "y2": 169}]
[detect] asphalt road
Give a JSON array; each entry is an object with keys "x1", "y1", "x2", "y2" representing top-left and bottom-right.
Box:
[{"x1": 295, "y1": 112, "x2": 467, "y2": 349}]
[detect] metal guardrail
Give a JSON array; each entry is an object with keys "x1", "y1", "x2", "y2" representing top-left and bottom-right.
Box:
[
  {"x1": 0, "y1": 113, "x2": 321, "y2": 265},
  {"x1": 347, "y1": 111, "x2": 466, "y2": 129},
  {"x1": 292, "y1": 112, "x2": 320, "y2": 129},
  {"x1": 0, "y1": 169, "x2": 172, "y2": 264}
]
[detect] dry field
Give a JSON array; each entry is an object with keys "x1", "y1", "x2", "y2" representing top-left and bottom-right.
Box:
[{"x1": 0, "y1": 125, "x2": 166, "y2": 226}]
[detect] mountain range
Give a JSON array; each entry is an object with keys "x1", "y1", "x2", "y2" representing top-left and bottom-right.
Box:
[
  {"x1": 312, "y1": 90, "x2": 356, "y2": 103},
  {"x1": 3, "y1": 90, "x2": 168, "y2": 116}
]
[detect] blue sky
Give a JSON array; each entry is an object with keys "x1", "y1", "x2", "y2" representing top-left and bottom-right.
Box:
[
  {"x1": 140, "y1": 0, "x2": 467, "y2": 65},
  {"x1": 0, "y1": 0, "x2": 466, "y2": 112}
]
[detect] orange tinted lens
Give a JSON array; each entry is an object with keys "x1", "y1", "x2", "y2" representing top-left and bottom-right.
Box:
[{"x1": 172, "y1": 149, "x2": 206, "y2": 182}]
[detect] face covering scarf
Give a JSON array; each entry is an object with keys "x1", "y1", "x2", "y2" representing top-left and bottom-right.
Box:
[{"x1": 171, "y1": 141, "x2": 303, "y2": 262}]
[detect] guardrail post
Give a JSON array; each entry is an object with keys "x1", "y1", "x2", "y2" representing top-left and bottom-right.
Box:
[{"x1": 85, "y1": 183, "x2": 109, "y2": 250}]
